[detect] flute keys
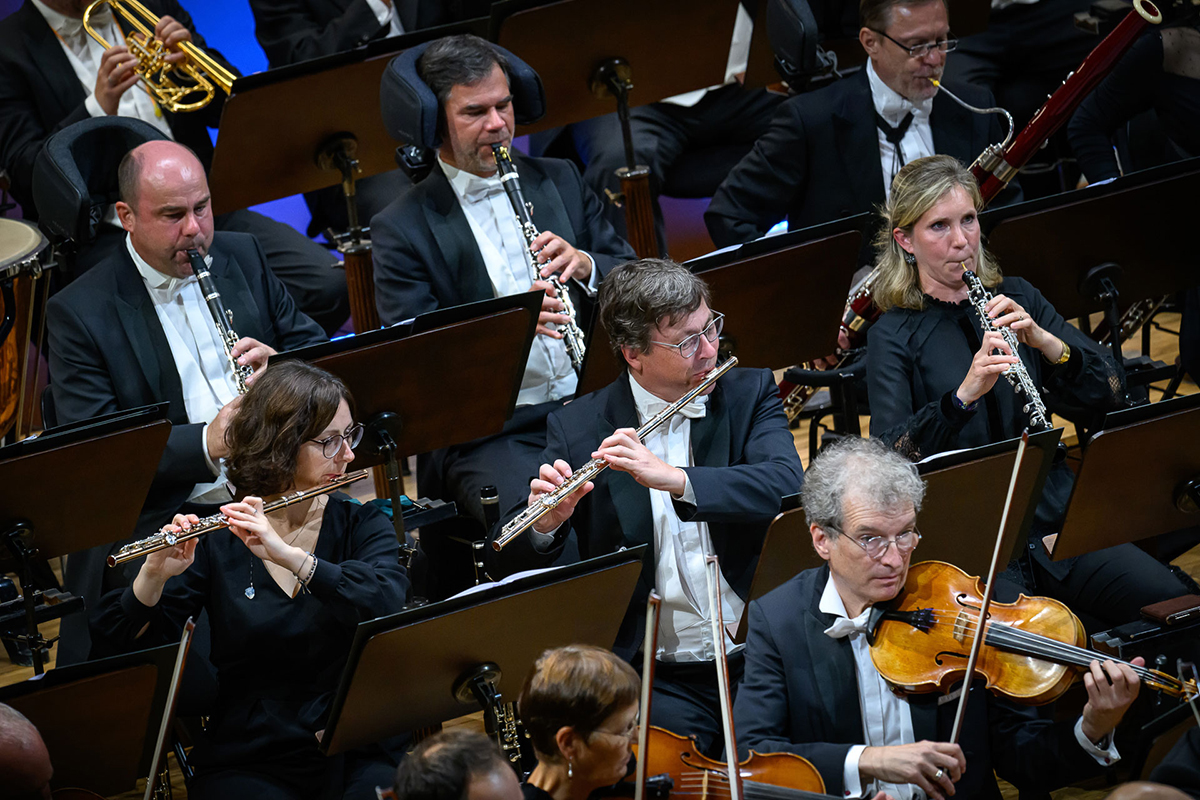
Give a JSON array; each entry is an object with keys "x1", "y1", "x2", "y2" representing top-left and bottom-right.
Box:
[{"x1": 164, "y1": 531, "x2": 178, "y2": 546}]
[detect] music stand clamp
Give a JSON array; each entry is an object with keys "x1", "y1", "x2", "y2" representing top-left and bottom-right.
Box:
[
  {"x1": 363, "y1": 410, "x2": 409, "y2": 544},
  {"x1": 1079, "y1": 262, "x2": 1131, "y2": 401},
  {"x1": 589, "y1": 58, "x2": 658, "y2": 259},
  {"x1": 2, "y1": 521, "x2": 72, "y2": 675},
  {"x1": 452, "y1": 662, "x2": 528, "y2": 773},
  {"x1": 317, "y1": 133, "x2": 381, "y2": 334}
]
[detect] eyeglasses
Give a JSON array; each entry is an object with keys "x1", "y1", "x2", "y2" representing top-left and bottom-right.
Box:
[
  {"x1": 869, "y1": 28, "x2": 957, "y2": 58},
  {"x1": 592, "y1": 718, "x2": 639, "y2": 741},
  {"x1": 650, "y1": 312, "x2": 724, "y2": 359},
  {"x1": 310, "y1": 423, "x2": 364, "y2": 458},
  {"x1": 826, "y1": 525, "x2": 921, "y2": 561}
]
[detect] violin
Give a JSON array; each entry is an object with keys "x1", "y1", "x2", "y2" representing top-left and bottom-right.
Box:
[
  {"x1": 635, "y1": 725, "x2": 830, "y2": 800},
  {"x1": 870, "y1": 560, "x2": 1198, "y2": 705}
]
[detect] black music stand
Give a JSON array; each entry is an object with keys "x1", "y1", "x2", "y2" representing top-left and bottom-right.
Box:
[
  {"x1": 734, "y1": 430, "x2": 1061, "y2": 642},
  {"x1": 207, "y1": 18, "x2": 488, "y2": 215},
  {"x1": 0, "y1": 643, "x2": 178, "y2": 796},
  {"x1": 271, "y1": 292, "x2": 541, "y2": 539},
  {"x1": 982, "y1": 158, "x2": 1200, "y2": 322},
  {"x1": 319, "y1": 546, "x2": 646, "y2": 755},
  {"x1": 0, "y1": 405, "x2": 170, "y2": 673},
  {"x1": 576, "y1": 226, "x2": 863, "y2": 395},
  {"x1": 1052, "y1": 394, "x2": 1200, "y2": 561}
]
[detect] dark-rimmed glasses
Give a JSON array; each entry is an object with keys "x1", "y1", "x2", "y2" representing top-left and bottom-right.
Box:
[
  {"x1": 650, "y1": 312, "x2": 724, "y2": 359},
  {"x1": 826, "y1": 524, "x2": 921, "y2": 561},
  {"x1": 869, "y1": 29, "x2": 957, "y2": 58},
  {"x1": 310, "y1": 423, "x2": 364, "y2": 458}
]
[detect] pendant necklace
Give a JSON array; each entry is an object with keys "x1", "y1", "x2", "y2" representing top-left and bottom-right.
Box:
[{"x1": 245, "y1": 497, "x2": 325, "y2": 600}]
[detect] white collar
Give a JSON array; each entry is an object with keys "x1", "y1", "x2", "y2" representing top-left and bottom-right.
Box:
[
  {"x1": 866, "y1": 58, "x2": 934, "y2": 125},
  {"x1": 819, "y1": 571, "x2": 854, "y2": 619},
  {"x1": 127, "y1": 234, "x2": 204, "y2": 300},
  {"x1": 439, "y1": 153, "x2": 503, "y2": 203},
  {"x1": 31, "y1": 0, "x2": 111, "y2": 39},
  {"x1": 627, "y1": 371, "x2": 709, "y2": 421}
]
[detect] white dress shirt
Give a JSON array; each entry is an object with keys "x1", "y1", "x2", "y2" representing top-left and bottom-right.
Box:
[
  {"x1": 127, "y1": 236, "x2": 236, "y2": 504},
  {"x1": 628, "y1": 374, "x2": 744, "y2": 663},
  {"x1": 32, "y1": 0, "x2": 174, "y2": 137},
  {"x1": 866, "y1": 59, "x2": 935, "y2": 200},
  {"x1": 364, "y1": 0, "x2": 406, "y2": 37},
  {"x1": 440, "y1": 155, "x2": 597, "y2": 406},
  {"x1": 820, "y1": 574, "x2": 1121, "y2": 800}
]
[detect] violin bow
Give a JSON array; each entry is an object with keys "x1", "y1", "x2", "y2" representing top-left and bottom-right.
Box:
[
  {"x1": 949, "y1": 431, "x2": 1030, "y2": 744},
  {"x1": 635, "y1": 591, "x2": 663, "y2": 800},
  {"x1": 144, "y1": 617, "x2": 196, "y2": 800},
  {"x1": 707, "y1": 555, "x2": 743, "y2": 800}
]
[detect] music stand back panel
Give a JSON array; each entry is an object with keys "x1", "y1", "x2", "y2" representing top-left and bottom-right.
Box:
[
  {"x1": 497, "y1": 0, "x2": 737, "y2": 134},
  {"x1": 0, "y1": 421, "x2": 171, "y2": 570},
  {"x1": 985, "y1": 167, "x2": 1199, "y2": 319},
  {"x1": 324, "y1": 558, "x2": 642, "y2": 754},
  {"x1": 1056, "y1": 405, "x2": 1200, "y2": 559},
  {"x1": 6, "y1": 665, "x2": 157, "y2": 796},
  {"x1": 310, "y1": 310, "x2": 533, "y2": 459}
]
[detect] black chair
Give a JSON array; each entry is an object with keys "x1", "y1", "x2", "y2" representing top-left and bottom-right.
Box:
[
  {"x1": 32, "y1": 116, "x2": 167, "y2": 281},
  {"x1": 783, "y1": 355, "x2": 868, "y2": 462}
]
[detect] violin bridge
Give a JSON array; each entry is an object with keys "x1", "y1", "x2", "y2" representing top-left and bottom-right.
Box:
[{"x1": 953, "y1": 611, "x2": 970, "y2": 643}]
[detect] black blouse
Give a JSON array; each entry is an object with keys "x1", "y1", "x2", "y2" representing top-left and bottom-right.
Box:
[
  {"x1": 91, "y1": 496, "x2": 409, "y2": 769},
  {"x1": 867, "y1": 277, "x2": 1123, "y2": 532}
]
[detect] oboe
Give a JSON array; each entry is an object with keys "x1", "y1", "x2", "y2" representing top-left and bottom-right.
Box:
[
  {"x1": 493, "y1": 357, "x2": 738, "y2": 551},
  {"x1": 187, "y1": 248, "x2": 254, "y2": 394},
  {"x1": 490, "y1": 143, "x2": 587, "y2": 374},
  {"x1": 961, "y1": 265, "x2": 1051, "y2": 431},
  {"x1": 107, "y1": 470, "x2": 370, "y2": 566}
]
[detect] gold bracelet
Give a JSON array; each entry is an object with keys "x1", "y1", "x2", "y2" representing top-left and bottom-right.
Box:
[{"x1": 1049, "y1": 339, "x2": 1070, "y2": 366}]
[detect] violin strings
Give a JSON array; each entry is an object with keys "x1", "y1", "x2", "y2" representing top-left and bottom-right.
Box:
[{"x1": 887, "y1": 609, "x2": 1183, "y2": 692}]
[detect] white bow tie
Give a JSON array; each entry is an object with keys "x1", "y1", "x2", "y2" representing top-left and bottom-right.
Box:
[
  {"x1": 57, "y1": 7, "x2": 113, "y2": 41},
  {"x1": 644, "y1": 397, "x2": 707, "y2": 421},
  {"x1": 159, "y1": 274, "x2": 198, "y2": 302},
  {"x1": 462, "y1": 175, "x2": 504, "y2": 203},
  {"x1": 824, "y1": 610, "x2": 872, "y2": 639}
]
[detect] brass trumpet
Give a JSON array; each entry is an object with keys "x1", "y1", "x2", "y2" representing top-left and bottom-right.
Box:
[{"x1": 83, "y1": 0, "x2": 236, "y2": 113}]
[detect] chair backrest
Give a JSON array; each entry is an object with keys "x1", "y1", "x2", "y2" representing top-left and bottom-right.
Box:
[
  {"x1": 767, "y1": 0, "x2": 837, "y2": 90},
  {"x1": 32, "y1": 117, "x2": 168, "y2": 246},
  {"x1": 380, "y1": 38, "x2": 546, "y2": 151}
]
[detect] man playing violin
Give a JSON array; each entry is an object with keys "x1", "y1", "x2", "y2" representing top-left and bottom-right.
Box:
[{"x1": 735, "y1": 437, "x2": 1142, "y2": 800}]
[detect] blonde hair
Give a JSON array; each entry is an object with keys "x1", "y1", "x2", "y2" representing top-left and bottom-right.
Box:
[{"x1": 872, "y1": 155, "x2": 1002, "y2": 312}]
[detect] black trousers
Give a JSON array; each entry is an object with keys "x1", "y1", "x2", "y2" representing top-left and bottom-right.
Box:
[
  {"x1": 942, "y1": 0, "x2": 1100, "y2": 130},
  {"x1": 71, "y1": 211, "x2": 348, "y2": 336},
  {"x1": 571, "y1": 84, "x2": 783, "y2": 256},
  {"x1": 304, "y1": 168, "x2": 412, "y2": 239},
  {"x1": 640, "y1": 651, "x2": 746, "y2": 760}
]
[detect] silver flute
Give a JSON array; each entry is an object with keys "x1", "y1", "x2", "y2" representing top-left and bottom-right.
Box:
[
  {"x1": 493, "y1": 357, "x2": 738, "y2": 551},
  {"x1": 961, "y1": 264, "x2": 1051, "y2": 431},
  {"x1": 187, "y1": 248, "x2": 253, "y2": 394},
  {"x1": 491, "y1": 143, "x2": 586, "y2": 374}
]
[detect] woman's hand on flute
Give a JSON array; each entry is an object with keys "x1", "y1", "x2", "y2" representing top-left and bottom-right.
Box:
[
  {"x1": 133, "y1": 514, "x2": 200, "y2": 607},
  {"x1": 223, "y1": 497, "x2": 309, "y2": 574}
]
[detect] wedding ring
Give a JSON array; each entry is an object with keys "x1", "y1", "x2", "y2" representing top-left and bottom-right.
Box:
[{"x1": 934, "y1": 769, "x2": 944, "y2": 781}]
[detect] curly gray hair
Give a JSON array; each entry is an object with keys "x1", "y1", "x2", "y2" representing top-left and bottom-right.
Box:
[{"x1": 801, "y1": 437, "x2": 926, "y2": 535}]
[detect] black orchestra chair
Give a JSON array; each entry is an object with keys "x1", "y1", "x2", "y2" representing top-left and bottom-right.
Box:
[
  {"x1": 32, "y1": 116, "x2": 168, "y2": 283},
  {"x1": 380, "y1": 38, "x2": 547, "y2": 181},
  {"x1": 378, "y1": 42, "x2": 548, "y2": 598}
]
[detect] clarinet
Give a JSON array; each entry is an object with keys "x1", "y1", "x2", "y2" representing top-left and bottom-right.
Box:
[
  {"x1": 490, "y1": 143, "x2": 587, "y2": 375},
  {"x1": 187, "y1": 248, "x2": 253, "y2": 395},
  {"x1": 961, "y1": 265, "x2": 1051, "y2": 431}
]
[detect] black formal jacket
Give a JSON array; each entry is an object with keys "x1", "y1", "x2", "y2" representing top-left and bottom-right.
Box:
[
  {"x1": 0, "y1": 0, "x2": 236, "y2": 216},
  {"x1": 46, "y1": 231, "x2": 325, "y2": 662},
  {"x1": 371, "y1": 155, "x2": 637, "y2": 325},
  {"x1": 489, "y1": 367, "x2": 805, "y2": 661},
  {"x1": 734, "y1": 566, "x2": 1107, "y2": 799},
  {"x1": 705, "y1": 69, "x2": 1018, "y2": 248},
  {"x1": 249, "y1": 0, "x2": 455, "y2": 68}
]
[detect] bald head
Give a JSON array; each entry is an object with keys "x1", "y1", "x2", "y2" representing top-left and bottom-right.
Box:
[
  {"x1": 114, "y1": 140, "x2": 215, "y2": 279},
  {"x1": 117, "y1": 140, "x2": 205, "y2": 213},
  {"x1": 0, "y1": 703, "x2": 53, "y2": 799}
]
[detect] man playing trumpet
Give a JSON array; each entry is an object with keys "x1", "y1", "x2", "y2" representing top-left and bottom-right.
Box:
[{"x1": 491, "y1": 258, "x2": 804, "y2": 758}]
